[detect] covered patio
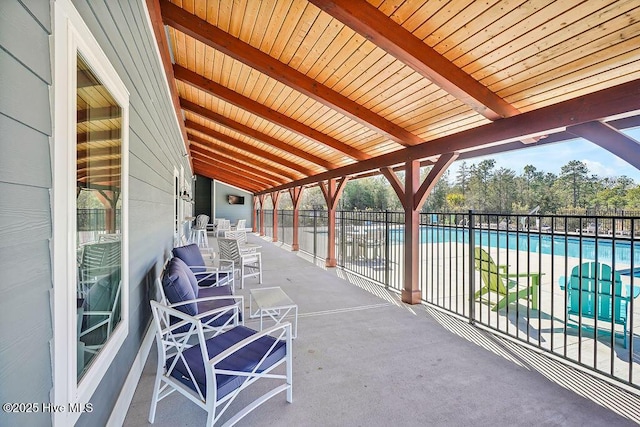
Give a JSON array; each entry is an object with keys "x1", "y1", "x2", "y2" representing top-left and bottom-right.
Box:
[
  {"x1": 124, "y1": 233, "x2": 639, "y2": 425},
  {"x1": 2, "y1": 1, "x2": 640, "y2": 425}
]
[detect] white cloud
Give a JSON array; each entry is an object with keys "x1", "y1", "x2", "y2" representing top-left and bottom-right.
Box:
[{"x1": 581, "y1": 159, "x2": 617, "y2": 178}]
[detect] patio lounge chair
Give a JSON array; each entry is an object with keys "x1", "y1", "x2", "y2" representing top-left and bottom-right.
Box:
[
  {"x1": 559, "y1": 262, "x2": 634, "y2": 348},
  {"x1": 158, "y1": 256, "x2": 243, "y2": 334},
  {"x1": 78, "y1": 268, "x2": 122, "y2": 354},
  {"x1": 190, "y1": 214, "x2": 210, "y2": 248},
  {"x1": 148, "y1": 301, "x2": 292, "y2": 426},
  {"x1": 77, "y1": 240, "x2": 121, "y2": 298},
  {"x1": 474, "y1": 247, "x2": 541, "y2": 311},
  {"x1": 216, "y1": 219, "x2": 232, "y2": 238},
  {"x1": 218, "y1": 238, "x2": 262, "y2": 289},
  {"x1": 172, "y1": 243, "x2": 235, "y2": 291}
]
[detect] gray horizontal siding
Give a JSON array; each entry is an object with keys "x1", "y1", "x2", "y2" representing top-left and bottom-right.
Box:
[
  {"x1": 69, "y1": 0, "x2": 190, "y2": 425},
  {"x1": 0, "y1": 47, "x2": 51, "y2": 135},
  {"x1": 0, "y1": 0, "x2": 189, "y2": 424},
  {"x1": 0, "y1": 1, "x2": 52, "y2": 425},
  {"x1": 0, "y1": 0, "x2": 51, "y2": 83},
  {"x1": 0, "y1": 114, "x2": 51, "y2": 188}
]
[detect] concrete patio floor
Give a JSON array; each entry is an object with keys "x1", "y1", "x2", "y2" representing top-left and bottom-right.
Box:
[{"x1": 123, "y1": 233, "x2": 640, "y2": 426}]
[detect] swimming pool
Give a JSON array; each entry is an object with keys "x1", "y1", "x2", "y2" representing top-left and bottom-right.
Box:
[{"x1": 389, "y1": 226, "x2": 640, "y2": 267}]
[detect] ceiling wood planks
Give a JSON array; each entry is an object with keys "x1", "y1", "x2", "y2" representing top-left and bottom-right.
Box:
[
  {"x1": 180, "y1": 98, "x2": 336, "y2": 169},
  {"x1": 174, "y1": 64, "x2": 370, "y2": 161},
  {"x1": 150, "y1": 0, "x2": 640, "y2": 194},
  {"x1": 185, "y1": 119, "x2": 312, "y2": 177},
  {"x1": 308, "y1": 0, "x2": 519, "y2": 120},
  {"x1": 160, "y1": 0, "x2": 423, "y2": 146}
]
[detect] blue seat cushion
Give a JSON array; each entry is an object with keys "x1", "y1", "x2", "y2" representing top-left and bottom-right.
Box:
[
  {"x1": 173, "y1": 244, "x2": 207, "y2": 274},
  {"x1": 168, "y1": 325, "x2": 286, "y2": 400},
  {"x1": 196, "y1": 284, "x2": 242, "y2": 324},
  {"x1": 162, "y1": 258, "x2": 197, "y2": 316},
  {"x1": 197, "y1": 271, "x2": 232, "y2": 288}
]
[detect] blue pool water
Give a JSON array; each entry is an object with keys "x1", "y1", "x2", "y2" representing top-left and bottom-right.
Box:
[{"x1": 389, "y1": 226, "x2": 640, "y2": 267}]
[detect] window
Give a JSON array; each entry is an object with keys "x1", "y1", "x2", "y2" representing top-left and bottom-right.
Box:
[
  {"x1": 52, "y1": 0, "x2": 129, "y2": 423},
  {"x1": 75, "y1": 54, "x2": 123, "y2": 380}
]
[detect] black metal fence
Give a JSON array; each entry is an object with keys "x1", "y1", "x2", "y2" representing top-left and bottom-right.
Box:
[
  {"x1": 77, "y1": 208, "x2": 121, "y2": 231},
  {"x1": 259, "y1": 208, "x2": 640, "y2": 390}
]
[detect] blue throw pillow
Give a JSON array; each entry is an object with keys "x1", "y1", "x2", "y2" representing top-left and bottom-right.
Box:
[
  {"x1": 162, "y1": 258, "x2": 197, "y2": 316},
  {"x1": 171, "y1": 257, "x2": 200, "y2": 296},
  {"x1": 172, "y1": 244, "x2": 206, "y2": 274}
]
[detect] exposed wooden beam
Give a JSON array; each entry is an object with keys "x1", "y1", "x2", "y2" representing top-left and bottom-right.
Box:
[
  {"x1": 145, "y1": 0, "x2": 191, "y2": 168},
  {"x1": 77, "y1": 69, "x2": 99, "y2": 88},
  {"x1": 77, "y1": 130, "x2": 120, "y2": 144},
  {"x1": 189, "y1": 135, "x2": 291, "y2": 184},
  {"x1": 380, "y1": 166, "x2": 404, "y2": 201},
  {"x1": 414, "y1": 153, "x2": 459, "y2": 210},
  {"x1": 309, "y1": 0, "x2": 519, "y2": 121},
  {"x1": 192, "y1": 154, "x2": 273, "y2": 189},
  {"x1": 567, "y1": 121, "x2": 640, "y2": 171},
  {"x1": 76, "y1": 146, "x2": 118, "y2": 159},
  {"x1": 257, "y1": 78, "x2": 640, "y2": 194},
  {"x1": 193, "y1": 160, "x2": 261, "y2": 192},
  {"x1": 174, "y1": 65, "x2": 369, "y2": 161},
  {"x1": 180, "y1": 99, "x2": 335, "y2": 170},
  {"x1": 77, "y1": 106, "x2": 121, "y2": 123},
  {"x1": 160, "y1": 0, "x2": 421, "y2": 146},
  {"x1": 77, "y1": 156, "x2": 120, "y2": 169},
  {"x1": 185, "y1": 120, "x2": 307, "y2": 178},
  {"x1": 190, "y1": 146, "x2": 284, "y2": 187}
]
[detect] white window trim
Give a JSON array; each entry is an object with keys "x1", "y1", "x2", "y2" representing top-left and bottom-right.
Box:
[
  {"x1": 174, "y1": 167, "x2": 179, "y2": 244},
  {"x1": 52, "y1": 0, "x2": 129, "y2": 424}
]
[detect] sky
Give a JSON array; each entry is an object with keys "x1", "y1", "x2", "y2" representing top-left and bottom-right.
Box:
[{"x1": 446, "y1": 127, "x2": 640, "y2": 184}]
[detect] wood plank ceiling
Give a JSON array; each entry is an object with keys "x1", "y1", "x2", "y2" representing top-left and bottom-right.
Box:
[{"x1": 148, "y1": 0, "x2": 640, "y2": 194}]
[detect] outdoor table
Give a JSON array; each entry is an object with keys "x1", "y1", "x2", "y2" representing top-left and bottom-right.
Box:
[{"x1": 249, "y1": 287, "x2": 298, "y2": 339}]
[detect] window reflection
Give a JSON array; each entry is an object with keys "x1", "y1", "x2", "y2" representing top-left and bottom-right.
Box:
[{"x1": 76, "y1": 55, "x2": 122, "y2": 380}]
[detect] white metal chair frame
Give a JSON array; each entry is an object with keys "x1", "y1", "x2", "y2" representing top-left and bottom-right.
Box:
[
  {"x1": 154, "y1": 277, "x2": 244, "y2": 338},
  {"x1": 191, "y1": 214, "x2": 210, "y2": 248},
  {"x1": 224, "y1": 230, "x2": 247, "y2": 244},
  {"x1": 79, "y1": 279, "x2": 122, "y2": 355},
  {"x1": 218, "y1": 238, "x2": 263, "y2": 289},
  {"x1": 148, "y1": 301, "x2": 292, "y2": 427},
  {"x1": 216, "y1": 219, "x2": 231, "y2": 237},
  {"x1": 231, "y1": 219, "x2": 248, "y2": 231}
]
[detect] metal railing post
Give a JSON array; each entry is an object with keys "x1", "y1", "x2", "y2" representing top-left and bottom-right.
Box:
[
  {"x1": 313, "y1": 209, "x2": 318, "y2": 259},
  {"x1": 468, "y1": 209, "x2": 475, "y2": 325},
  {"x1": 339, "y1": 210, "x2": 344, "y2": 266},
  {"x1": 385, "y1": 210, "x2": 390, "y2": 288}
]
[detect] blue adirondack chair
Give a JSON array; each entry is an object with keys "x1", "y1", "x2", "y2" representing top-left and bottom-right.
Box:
[{"x1": 559, "y1": 262, "x2": 634, "y2": 348}]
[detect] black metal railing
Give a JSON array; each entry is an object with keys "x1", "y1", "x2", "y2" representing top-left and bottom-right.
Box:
[
  {"x1": 258, "y1": 208, "x2": 640, "y2": 389},
  {"x1": 263, "y1": 210, "x2": 274, "y2": 240},
  {"x1": 77, "y1": 208, "x2": 121, "y2": 231}
]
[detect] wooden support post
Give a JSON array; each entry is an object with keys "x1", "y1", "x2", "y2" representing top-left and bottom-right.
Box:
[
  {"x1": 320, "y1": 177, "x2": 349, "y2": 267},
  {"x1": 381, "y1": 152, "x2": 458, "y2": 304},
  {"x1": 258, "y1": 194, "x2": 266, "y2": 236},
  {"x1": 271, "y1": 191, "x2": 281, "y2": 242},
  {"x1": 403, "y1": 160, "x2": 421, "y2": 304},
  {"x1": 252, "y1": 197, "x2": 258, "y2": 233},
  {"x1": 95, "y1": 190, "x2": 119, "y2": 234},
  {"x1": 289, "y1": 187, "x2": 304, "y2": 251}
]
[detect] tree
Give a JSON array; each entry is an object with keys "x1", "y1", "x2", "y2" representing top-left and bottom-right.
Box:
[
  {"x1": 490, "y1": 167, "x2": 517, "y2": 212},
  {"x1": 299, "y1": 186, "x2": 326, "y2": 210},
  {"x1": 556, "y1": 160, "x2": 590, "y2": 208},
  {"x1": 467, "y1": 159, "x2": 496, "y2": 211},
  {"x1": 455, "y1": 161, "x2": 471, "y2": 196},
  {"x1": 422, "y1": 171, "x2": 451, "y2": 212},
  {"x1": 446, "y1": 192, "x2": 466, "y2": 211}
]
